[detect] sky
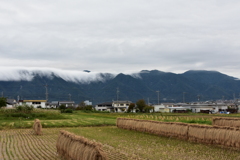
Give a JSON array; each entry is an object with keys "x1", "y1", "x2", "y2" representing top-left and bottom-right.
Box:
[{"x1": 1, "y1": 0, "x2": 240, "y2": 78}]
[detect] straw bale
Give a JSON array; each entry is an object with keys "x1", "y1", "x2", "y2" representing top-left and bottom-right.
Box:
[
  {"x1": 117, "y1": 118, "x2": 189, "y2": 140},
  {"x1": 190, "y1": 124, "x2": 219, "y2": 143},
  {"x1": 56, "y1": 130, "x2": 107, "y2": 160},
  {"x1": 213, "y1": 117, "x2": 240, "y2": 128},
  {"x1": 232, "y1": 128, "x2": 240, "y2": 148},
  {"x1": 171, "y1": 122, "x2": 189, "y2": 140},
  {"x1": 33, "y1": 119, "x2": 42, "y2": 135},
  {"x1": 117, "y1": 118, "x2": 240, "y2": 150},
  {"x1": 214, "y1": 126, "x2": 231, "y2": 145},
  {"x1": 202, "y1": 126, "x2": 215, "y2": 144}
]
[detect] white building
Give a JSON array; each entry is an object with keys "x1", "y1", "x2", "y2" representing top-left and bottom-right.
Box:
[
  {"x1": 6, "y1": 99, "x2": 17, "y2": 108},
  {"x1": 95, "y1": 102, "x2": 113, "y2": 112},
  {"x1": 168, "y1": 106, "x2": 191, "y2": 113},
  {"x1": 167, "y1": 103, "x2": 228, "y2": 113},
  {"x1": 84, "y1": 100, "x2": 92, "y2": 106},
  {"x1": 95, "y1": 100, "x2": 132, "y2": 112},
  {"x1": 49, "y1": 101, "x2": 59, "y2": 108},
  {"x1": 154, "y1": 104, "x2": 172, "y2": 112},
  {"x1": 186, "y1": 103, "x2": 227, "y2": 113},
  {"x1": 112, "y1": 101, "x2": 132, "y2": 112},
  {"x1": 18, "y1": 100, "x2": 47, "y2": 108}
]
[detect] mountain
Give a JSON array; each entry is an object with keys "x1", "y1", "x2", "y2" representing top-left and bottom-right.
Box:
[{"x1": 0, "y1": 69, "x2": 240, "y2": 105}]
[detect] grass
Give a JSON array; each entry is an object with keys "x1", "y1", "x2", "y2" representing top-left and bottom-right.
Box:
[
  {"x1": 0, "y1": 110, "x2": 117, "y2": 129},
  {"x1": 1, "y1": 109, "x2": 240, "y2": 129}
]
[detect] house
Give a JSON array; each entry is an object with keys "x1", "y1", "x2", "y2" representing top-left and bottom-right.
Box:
[
  {"x1": 190, "y1": 103, "x2": 227, "y2": 113},
  {"x1": 18, "y1": 100, "x2": 47, "y2": 108},
  {"x1": 112, "y1": 101, "x2": 132, "y2": 112},
  {"x1": 6, "y1": 99, "x2": 17, "y2": 108},
  {"x1": 153, "y1": 104, "x2": 171, "y2": 113},
  {"x1": 95, "y1": 100, "x2": 132, "y2": 112},
  {"x1": 167, "y1": 103, "x2": 228, "y2": 113},
  {"x1": 49, "y1": 101, "x2": 59, "y2": 108},
  {"x1": 58, "y1": 101, "x2": 75, "y2": 108},
  {"x1": 95, "y1": 102, "x2": 113, "y2": 112},
  {"x1": 168, "y1": 104, "x2": 191, "y2": 113}
]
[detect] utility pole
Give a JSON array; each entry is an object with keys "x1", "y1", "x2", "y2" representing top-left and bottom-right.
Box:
[
  {"x1": 116, "y1": 88, "x2": 119, "y2": 105},
  {"x1": 44, "y1": 84, "x2": 48, "y2": 102},
  {"x1": 197, "y1": 95, "x2": 200, "y2": 101},
  {"x1": 116, "y1": 88, "x2": 119, "y2": 112},
  {"x1": 183, "y1": 92, "x2": 186, "y2": 103},
  {"x1": 156, "y1": 91, "x2": 160, "y2": 105}
]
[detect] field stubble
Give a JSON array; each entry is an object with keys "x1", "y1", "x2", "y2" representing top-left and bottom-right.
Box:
[{"x1": 0, "y1": 126, "x2": 240, "y2": 160}]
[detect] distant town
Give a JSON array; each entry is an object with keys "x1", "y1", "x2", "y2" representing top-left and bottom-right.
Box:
[{"x1": 4, "y1": 97, "x2": 239, "y2": 114}]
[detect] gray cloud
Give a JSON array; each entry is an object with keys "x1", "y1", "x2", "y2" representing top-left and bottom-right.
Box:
[{"x1": 1, "y1": 0, "x2": 240, "y2": 78}]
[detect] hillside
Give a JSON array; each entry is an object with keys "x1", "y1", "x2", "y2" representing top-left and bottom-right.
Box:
[{"x1": 0, "y1": 69, "x2": 240, "y2": 104}]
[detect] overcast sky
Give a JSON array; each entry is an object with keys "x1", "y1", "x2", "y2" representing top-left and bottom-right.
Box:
[{"x1": 1, "y1": 0, "x2": 240, "y2": 78}]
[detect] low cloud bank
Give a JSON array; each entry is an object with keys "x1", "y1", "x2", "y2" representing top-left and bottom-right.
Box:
[{"x1": 0, "y1": 67, "x2": 118, "y2": 83}]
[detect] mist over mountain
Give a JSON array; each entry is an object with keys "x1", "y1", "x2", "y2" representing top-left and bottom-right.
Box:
[{"x1": 0, "y1": 68, "x2": 240, "y2": 105}]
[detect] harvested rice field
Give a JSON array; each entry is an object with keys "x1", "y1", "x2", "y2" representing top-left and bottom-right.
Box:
[{"x1": 1, "y1": 126, "x2": 240, "y2": 160}]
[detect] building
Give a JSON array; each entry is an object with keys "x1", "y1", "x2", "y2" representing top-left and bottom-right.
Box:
[
  {"x1": 95, "y1": 102, "x2": 113, "y2": 112},
  {"x1": 153, "y1": 104, "x2": 172, "y2": 112},
  {"x1": 167, "y1": 103, "x2": 228, "y2": 113},
  {"x1": 48, "y1": 101, "x2": 59, "y2": 108},
  {"x1": 18, "y1": 100, "x2": 47, "y2": 108},
  {"x1": 190, "y1": 103, "x2": 228, "y2": 113},
  {"x1": 168, "y1": 103, "x2": 192, "y2": 113},
  {"x1": 58, "y1": 101, "x2": 75, "y2": 108},
  {"x1": 6, "y1": 99, "x2": 17, "y2": 108},
  {"x1": 95, "y1": 100, "x2": 132, "y2": 112},
  {"x1": 84, "y1": 100, "x2": 92, "y2": 106},
  {"x1": 112, "y1": 100, "x2": 132, "y2": 112}
]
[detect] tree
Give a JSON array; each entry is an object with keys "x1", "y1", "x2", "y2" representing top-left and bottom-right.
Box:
[
  {"x1": 78, "y1": 101, "x2": 86, "y2": 107},
  {"x1": 127, "y1": 103, "x2": 135, "y2": 113},
  {"x1": 59, "y1": 104, "x2": 66, "y2": 113},
  {"x1": 144, "y1": 105, "x2": 154, "y2": 113},
  {"x1": 59, "y1": 104, "x2": 66, "y2": 110},
  {"x1": 84, "y1": 105, "x2": 93, "y2": 111},
  {"x1": 16, "y1": 104, "x2": 34, "y2": 113},
  {"x1": 76, "y1": 104, "x2": 93, "y2": 111},
  {"x1": 0, "y1": 97, "x2": 7, "y2": 108},
  {"x1": 136, "y1": 99, "x2": 146, "y2": 112},
  {"x1": 76, "y1": 101, "x2": 86, "y2": 110}
]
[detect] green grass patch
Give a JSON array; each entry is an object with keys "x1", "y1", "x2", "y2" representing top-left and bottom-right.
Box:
[{"x1": 1, "y1": 111, "x2": 240, "y2": 129}]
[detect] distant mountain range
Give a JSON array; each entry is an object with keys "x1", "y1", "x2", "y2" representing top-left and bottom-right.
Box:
[{"x1": 0, "y1": 69, "x2": 240, "y2": 105}]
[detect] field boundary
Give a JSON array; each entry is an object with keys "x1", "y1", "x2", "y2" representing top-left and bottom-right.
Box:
[
  {"x1": 213, "y1": 117, "x2": 240, "y2": 128},
  {"x1": 117, "y1": 118, "x2": 240, "y2": 149}
]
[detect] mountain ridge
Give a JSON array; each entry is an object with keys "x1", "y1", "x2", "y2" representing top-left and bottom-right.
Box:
[{"x1": 0, "y1": 69, "x2": 239, "y2": 104}]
